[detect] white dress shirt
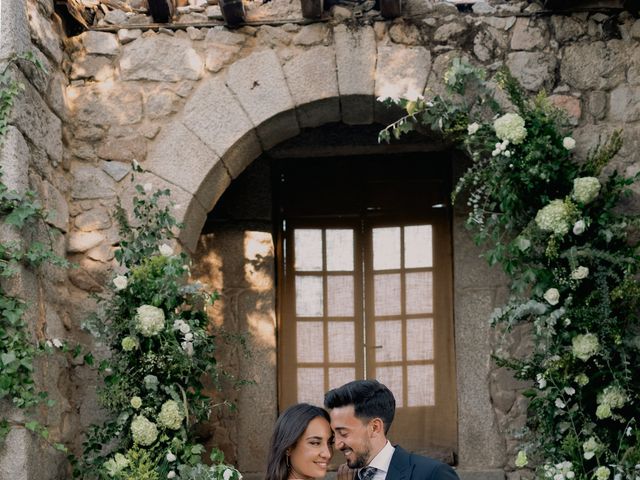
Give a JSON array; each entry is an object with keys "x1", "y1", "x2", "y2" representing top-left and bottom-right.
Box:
[{"x1": 361, "y1": 441, "x2": 395, "y2": 480}]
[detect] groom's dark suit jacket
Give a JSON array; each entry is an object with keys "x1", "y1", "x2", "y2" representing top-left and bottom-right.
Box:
[{"x1": 386, "y1": 446, "x2": 459, "y2": 480}]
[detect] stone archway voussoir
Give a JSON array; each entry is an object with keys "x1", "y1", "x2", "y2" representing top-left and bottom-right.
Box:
[
  {"x1": 226, "y1": 49, "x2": 299, "y2": 150},
  {"x1": 182, "y1": 75, "x2": 263, "y2": 179},
  {"x1": 145, "y1": 122, "x2": 232, "y2": 212},
  {"x1": 334, "y1": 25, "x2": 377, "y2": 125},
  {"x1": 282, "y1": 45, "x2": 340, "y2": 128}
]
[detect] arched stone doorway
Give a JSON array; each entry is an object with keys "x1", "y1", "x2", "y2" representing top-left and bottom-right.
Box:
[
  {"x1": 140, "y1": 30, "x2": 436, "y2": 253},
  {"x1": 119, "y1": 42, "x2": 506, "y2": 480}
]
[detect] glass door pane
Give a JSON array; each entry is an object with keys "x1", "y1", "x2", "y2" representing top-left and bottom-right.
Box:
[{"x1": 279, "y1": 224, "x2": 363, "y2": 409}]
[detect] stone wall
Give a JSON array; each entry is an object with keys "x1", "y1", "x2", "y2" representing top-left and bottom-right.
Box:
[
  {"x1": 0, "y1": 0, "x2": 75, "y2": 478},
  {"x1": 60, "y1": 0, "x2": 640, "y2": 476},
  {"x1": 4, "y1": 0, "x2": 640, "y2": 478}
]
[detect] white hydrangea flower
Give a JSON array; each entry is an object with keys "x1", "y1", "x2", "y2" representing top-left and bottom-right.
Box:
[
  {"x1": 571, "y1": 266, "x2": 589, "y2": 280},
  {"x1": 157, "y1": 400, "x2": 184, "y2": 430},
  {"x1": 595, "y1": 466, "x2": 610, "y2": 480},
  {"x1": 168, "y1": 472, "x2": 176, "y2": 479},
  {"x1": 555, "y1": 398, "x2": 566, "y2": 409},
  {"x1": 104, "y1": 453, "x2": 129, "y2": 477},
  {"x1": 563, "y1": 137, "x2": 576, "y2": 150},
  {"x1": 494, "y1": 112, "x2": 527, "y2": 144},
  {"x1": 544, "y1": 288, "x2": 561, "y2": 306},
  {"x1": 223, "y1": 468, "x2": 235, "y2": 480},
  {"x1": 135, "y1": 305, "x2": 165, "y2": 337},
  {"x1": 166, "y1": 452, "x2": 177, "y2": 462},
  {"x1": 131, "y1": 415, "x2": 158, "y2": 446},
  {"x1": 572, "y1": 177, "x2": 601, "y2": 204},
  {"x1": 467, "y1": 122, "x2": 480, "y2": 135},
  {"x1": 598, "y1": 385, "x2": 627, "y2": 411},
  {"x1": 159, "y1": 244, "x2": 174, "y2": 257},
  {"x1": 596, "y1": 404, "x2": 612, "y2": 419},
  {"x1": 130, "y1": 396, "x2": 142, "y2": 409},
  {"x1": 535, "y1": 199, "x2": 572, "y2": 235},
  {"x1": 575, "y1": 373, "x2": 589, "y2": 386},
  {"x1": 113, "y1": 275, "x2": 128, "y2": 291},
  {"x1": 572, "y1": 333, "x2": 599, "y2": 361},
  {"x1": 564, "y1": 387, "x2": 576, "y2": 396},
  {"x1": 144, "y1": 374, "x2": 159, "y2": 391}
]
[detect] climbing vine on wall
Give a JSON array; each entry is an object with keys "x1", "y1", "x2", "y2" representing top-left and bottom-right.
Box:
[
  {"x1": 382, "y1": 59, "x2": 640, "y2": 480},
  {"x1": 0, "y1": 53, "x2": 70, "y2": 450}
]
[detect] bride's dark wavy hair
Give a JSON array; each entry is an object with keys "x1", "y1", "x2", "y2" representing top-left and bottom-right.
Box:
[{"x1": 265, "y1": 403, "x2": 331, "y2": 480}]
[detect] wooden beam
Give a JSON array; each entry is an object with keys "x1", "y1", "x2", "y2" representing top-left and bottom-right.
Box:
[
  {"x1": 380, "y1": 0, "x2": 401, "y2": 18},
  {"x1": 219, "y1": 0, "x2": 246, "y2": 25},
  {"x1": 54, "y1": 0, "x2": 91, "y2": 35},
  {"x1": 300, "y1": 0, "x2": 324, "y2": 18}
]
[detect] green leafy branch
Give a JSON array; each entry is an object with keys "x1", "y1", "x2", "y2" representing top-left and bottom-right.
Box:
[{"x1": 0, "y1": 52, "x2": 69, "y2": 452}]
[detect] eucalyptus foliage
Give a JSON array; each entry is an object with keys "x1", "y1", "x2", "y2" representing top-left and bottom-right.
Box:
[
  {"x1": 79, "y1": 175, "x2": 242, "y2": 480},
  {"x1": 382, "y1": 60, "x2": 640, "y2": 480}
]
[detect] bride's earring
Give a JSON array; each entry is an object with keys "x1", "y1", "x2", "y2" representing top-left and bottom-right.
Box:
[{"x1": 286, "y1": 452, "x2": 291, "y2": 469}]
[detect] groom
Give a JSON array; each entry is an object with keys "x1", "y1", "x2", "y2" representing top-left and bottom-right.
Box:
[{"x1": 324, "y1": 380, "x2": 459, "y2": 480}]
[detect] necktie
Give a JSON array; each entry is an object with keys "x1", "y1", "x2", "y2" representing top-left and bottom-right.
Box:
[{"x1": 359, "y1": 467, "x2": 378, "y2": 480}]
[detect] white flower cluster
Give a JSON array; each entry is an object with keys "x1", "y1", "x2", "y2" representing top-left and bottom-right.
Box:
[
  {"x1": 544, "y1": 288, "x2": 561, "y2": 306},
  {"x1": 571, "y1": 266, "x2": 589, "y2": 280},
  {"x1": 144, "y1": 374, "x2": 159, "y2": 391},
  {"x1": 113, "y1": 275, "x2": 128, "y2": 291},
  {"x1": 575, "y1": 373, "x2": 589, "y2": 386},
  {"x1": 492, "y1": 139, "x2": 512, "y2": 158},
  {"x1": 572, "y1": 177, "x2": 601, "y2": 204},
  {"x1": 468, "y1": 122, "x2": 480, "y2": 135},
  {"x1": 135, "y1": 305, "x2": 165, "y2": 337},
  {"x1": 121, "y1": 336, "x2": 138, "y2": 351},
  {"x1": 173, "y1": 319, "x2": 194, "y2": 356},
  {"x1": 563, "y1": 137, "x2": 576, "y2": 150},
  {"x1": 537, "y1": 373, "x2": 547, "y2": 389},
  {"x1": 595, "y1": 466, "x2": 611, "y2": 480},
  {"x1": 572, "y1": 333, "x2": 599, "y2": 361},
  {"x1": 494, "y1": 113, "x2": 527, "y2": 144},
  {"x1": 535, "y1": 199, "x2": 572, "y2": 235},
  {"x1": 573, "y1": 219, "x2": 586, "y2": 235},
  {"x1": 582, "y1": 437, "x2": 601, "y2": 460},
  {"x1": 515, "y1": 450, "x2": 528, "y2": 468},
  {"x1": 542, "y1": 461, "x2": 575, "y2": 480},
  {"x1": 45, "y1": 338, "x2": 64, "y2": 349},
  {"x1": 157, "y1": 400, "x2": 185, "y2": 430},
  {"x1": 130, "y1": 396, "x2": 142, "y2": 409},
  {"x1": 104, "y1": 453, "x2": 129, "y2": 477},
  {"x1": 596, "y1": 385, "x2": 628, "y2": 419},
  {"x1": 223, "y1": 467, "x2": 241, "y2": 480},
  {"x1": 131, "y1": 415, "x2": 158, "y2": 446}
]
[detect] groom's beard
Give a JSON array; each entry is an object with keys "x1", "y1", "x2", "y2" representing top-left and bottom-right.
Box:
[
  {"x1": 344, "y1": 438, "x2": 372, "y2": 468},
  {"x1": 346, "y1": 449, "x2": 370, "y2": 469}
]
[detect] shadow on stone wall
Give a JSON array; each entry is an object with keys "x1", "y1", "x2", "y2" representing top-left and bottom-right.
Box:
[{"x1": 190, "y1": 157, "x2": 277, "y2": 472}]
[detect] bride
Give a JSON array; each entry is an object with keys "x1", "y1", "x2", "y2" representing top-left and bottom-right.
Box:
[{"x1": 265, "y1": 403, "x2": 334, "y2": 480}]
